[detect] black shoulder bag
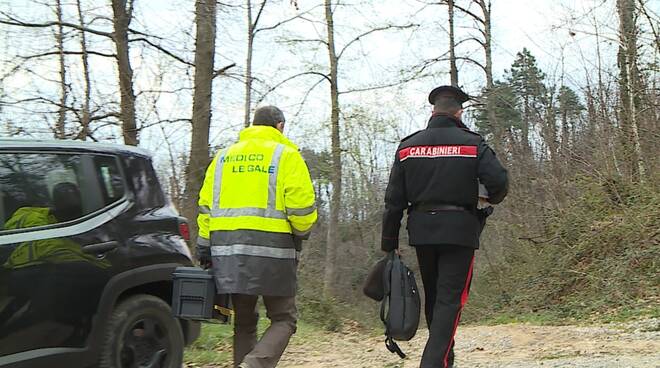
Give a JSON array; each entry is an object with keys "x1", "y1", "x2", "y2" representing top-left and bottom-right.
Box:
[{"x1": 379, "y1": 252, "x2": 421, "y2": 358}]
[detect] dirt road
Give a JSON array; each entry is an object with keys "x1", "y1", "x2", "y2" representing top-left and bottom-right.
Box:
[{"x1": 278, "y1": 319, "x2": 659, "y2": 368}]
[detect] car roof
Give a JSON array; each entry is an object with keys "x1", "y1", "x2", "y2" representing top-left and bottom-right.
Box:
[{"x1": 0, "y1": 139, "x2": 153, "y2": 158}]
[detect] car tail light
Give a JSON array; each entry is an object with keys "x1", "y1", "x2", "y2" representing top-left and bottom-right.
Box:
[{"x1": 178, "y1": 222, "x2": 190, "y2": 241}]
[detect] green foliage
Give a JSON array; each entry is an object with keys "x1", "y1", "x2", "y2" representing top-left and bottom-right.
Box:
[
  {"x1": 475, "y1": 81, "x2": 523, "y2": 136},
  {"x1": 465, "y1": 177, "x2": 660, "y2": 324},
  {"x1": 300, "y1": 148, "x2": 332, "y2": 185},
  {"x1": 297, "y1": 295, "x2": 344, "y2": 332},
  {"x1": 184, "y1": 312, "x2": 324, "y2": 366},
  {"x1": 184, "y1": 323, "x2": 235, "y2": 366},
  {"x1": 557, "y1": 86, "x2": 583, "y2": 117},
  {"x1": 506, "y1": 48, "x2": 547, "y2": 108}
]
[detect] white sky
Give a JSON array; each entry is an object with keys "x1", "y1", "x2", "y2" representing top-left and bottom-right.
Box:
[{"x1": 0, "y1": 0, "x2": 656, "y2": 174}]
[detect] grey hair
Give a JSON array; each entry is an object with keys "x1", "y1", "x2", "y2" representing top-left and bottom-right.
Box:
[{"x1": 252, "y1": 106, "x2": 286, "y2": 127}]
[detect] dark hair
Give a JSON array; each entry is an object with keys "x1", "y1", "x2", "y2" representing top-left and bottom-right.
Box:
[
  {"x1": 252, "y1": 106, "x2": 285, "y2": 127},
  {"x1": 432, "y1": 95, "x2": 462, "y2": 114}
]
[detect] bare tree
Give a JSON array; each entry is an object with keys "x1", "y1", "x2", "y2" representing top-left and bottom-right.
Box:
[
  {"x1": 616, "y1": 0, "x2": 646, "y2": 182},
  {"x1": 244, "y1": 0, "x2": 265, "y2": 127},
  {"x1": 54, "y1": 0, "x2": 67, "y2": 139},
  {"x1": 112, "y1": 0, "x2": 138, "y2": 146},
  {"x1": 243, "y1": 1, "x2": 314, "y2": 127},
  {"x1": 75, "y1": 0, "x2": 92, "y2": 141},
  {"x1": 184, "y1": 0, "x2": 218, "y2": 248},
  {"x1": 323, "y1": 0, "x2": 341, "y2": 296},
  {"x1": 448, "y1": 0, "x2": 458, "y2": 86},
  {"x1": 271, "y1": 1, "x2": 416, "y2": 296},
  {"x1": 425, "y1": 1, "x2": 503, "y2": 151}
]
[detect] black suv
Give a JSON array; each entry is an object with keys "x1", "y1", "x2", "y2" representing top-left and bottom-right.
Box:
[{"x1": 0, "y1": 140, "x2": 200, "y2": 368}]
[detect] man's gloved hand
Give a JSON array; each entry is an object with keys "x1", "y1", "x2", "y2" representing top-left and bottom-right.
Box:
[
  {"x1": 197, "y1": 246, "x2": 212, "y2": 269},
  {"x1": 293, "y1": 236, "x2": 303, "y2": 251},
  {"x1": 477, "y1": 206, "x2": 494, "y2": 234}
]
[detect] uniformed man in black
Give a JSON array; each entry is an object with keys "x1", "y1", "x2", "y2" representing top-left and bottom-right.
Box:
[{"x1": 381, "y1": 85, "x2": 508, "y2": 368}]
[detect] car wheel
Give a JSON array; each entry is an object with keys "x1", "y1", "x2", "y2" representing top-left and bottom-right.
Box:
[{"x1": 100, "y1": 294, "x2": 184, "y2": 368}]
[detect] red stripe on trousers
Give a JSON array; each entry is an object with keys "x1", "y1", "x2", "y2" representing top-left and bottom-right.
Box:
[{"x1": 442, "y1": 254, "x2": 475, "y2": 368}]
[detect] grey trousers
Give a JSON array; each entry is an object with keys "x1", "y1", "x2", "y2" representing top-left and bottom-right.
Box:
[{"x1": 232, "y1": 294, "x2": 297, "y2": 368}]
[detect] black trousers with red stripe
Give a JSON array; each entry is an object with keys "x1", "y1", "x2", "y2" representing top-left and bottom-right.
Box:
[{"x1": 415, "y1": 244, "x2": 475, "y2": 368}]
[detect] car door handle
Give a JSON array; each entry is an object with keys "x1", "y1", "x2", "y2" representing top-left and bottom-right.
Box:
[{"x1": 83, "y1": 241, "x2": 119, "y2": 255}]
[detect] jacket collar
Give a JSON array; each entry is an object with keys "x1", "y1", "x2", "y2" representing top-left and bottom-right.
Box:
[
  {"x1": 427, "y1": 113, "x2": 467, "y2": 129},
  {"x1": 239, "y1": 126, "x2": 299, "y2": 150}
]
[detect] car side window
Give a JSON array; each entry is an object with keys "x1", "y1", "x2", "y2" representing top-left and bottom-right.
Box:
[
  {"x1": 95, "y1": 155, "x2": 125, "y2": 206},
  {"x1": 0, "y1": 153, "x2": 124, "y2": 233},
  {"x1": 124, "y1": 156, "x2": 165, "y2": 208}
]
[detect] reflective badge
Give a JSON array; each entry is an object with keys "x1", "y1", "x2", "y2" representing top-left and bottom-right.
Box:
[{"x1": 399, "y1": 145, "x2": 477, "y2": 161}]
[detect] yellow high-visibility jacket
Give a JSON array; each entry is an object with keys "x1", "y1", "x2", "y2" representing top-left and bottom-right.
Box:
[{"x1": 197, "y1": 125, "x2": 317, "y2": 296}]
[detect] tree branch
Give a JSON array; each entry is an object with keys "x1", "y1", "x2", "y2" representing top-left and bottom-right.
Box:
[
  {"x1": 0, "y1": 12, "x2": 112, "y2": 38},
  {"x1": 637, "y1": 0, "x2": 660, "y2": 50},
  {"x1": 252, "y1": 0, "x2": 268, "y2": 29},
  {"x1": 255, "y1": 71, "x2": 330, "y2": 105},
  {"x1": 462, "y1": 35, "x2": 485, "y2": 47},
  {"x1": 438, "y1": 0, "x2": 485, "y2": 24},
  {"x1": 213, "y1": 63, "x2": 238, "y2": 79},
  {"x1": 455, "y1": 56, "x2": 486, "y2": 73},
  {"x1": 19, "y1": 50, "x2": 116, "y2": 60},
  {"x1": 339, "y1": 68, "x2": 426, "y2": 95},
  {"x1": 129, "y1": 27, "x2": 164, "y2": 41},
  {"x1": 338, "y1": 24, "x2": 418, "y2": 60},
  {"x1": 254, "y1": 5, "x2": 319, "y2": 34},
  {"x1": 129, "y1": 37, "x2": 193, "y2": 66},
  {"x1": 278, "y1": 38, "x2": 328, "y2": 46},
  {"x1": 292, "y1": 77, "x2": 326, "y2": 118},
  {"x1": 339, "y1": 80, "x2": 404, "y2": 95},
  {"x1": 88, "y1": 112, "x2": 121, "y2": 122}
]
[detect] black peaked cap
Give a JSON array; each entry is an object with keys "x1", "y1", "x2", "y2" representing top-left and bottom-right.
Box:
[{"x1": 428, "y1": 85, "x2": 470, "y2": 105}]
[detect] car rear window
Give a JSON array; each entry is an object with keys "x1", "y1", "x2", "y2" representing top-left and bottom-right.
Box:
[{"x1": 0, "y1": 153, "x2": 125, "y2": 232}]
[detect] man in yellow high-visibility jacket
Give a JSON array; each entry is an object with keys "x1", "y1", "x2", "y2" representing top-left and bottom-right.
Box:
[{"x1": 197, "y1": 106, "x2": 317, "y2": 368}]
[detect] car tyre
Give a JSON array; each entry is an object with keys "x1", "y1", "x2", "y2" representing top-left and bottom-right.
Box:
[{"x1": 100, "y1": 294, "x2": 184, "y2": 368}]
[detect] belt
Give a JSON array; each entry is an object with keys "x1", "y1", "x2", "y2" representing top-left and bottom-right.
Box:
[{"x1": 412, "y1": 203, "x2": 469, "y2": 212}]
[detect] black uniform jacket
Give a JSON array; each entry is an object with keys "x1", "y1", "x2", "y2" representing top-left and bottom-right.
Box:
[{"x1": 381, "y1": 114, "x2": 508, "y2": 251}]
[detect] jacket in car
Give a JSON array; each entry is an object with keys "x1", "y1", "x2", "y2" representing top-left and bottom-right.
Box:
[
  {"x1": 3, "y1": 207, "x2": 110, "y2": 269},
  {"x1": 197, "y1": 126, "x2": 317, "y2": 296},
  {"x1": 381, "y1": 114, "x2": 508, "y2": 251}
]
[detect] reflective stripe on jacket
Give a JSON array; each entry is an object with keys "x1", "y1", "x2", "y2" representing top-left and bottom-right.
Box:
[{"x1": 197, "y1": 125, "x2": 317, "y2": 296}]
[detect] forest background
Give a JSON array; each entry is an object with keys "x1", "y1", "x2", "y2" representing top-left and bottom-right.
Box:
[{"x1": 0, "y1": 0, "x2": 658, "y2": 331}]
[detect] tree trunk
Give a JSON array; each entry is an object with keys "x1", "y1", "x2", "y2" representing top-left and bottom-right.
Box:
[
  {"x1": 244, "y1": 0, "x2": 254, "y2": 128},
  {"x1": 482, "y1": 0, "x2": 493, "y2": 90},
  {"x1": 184, "y1": 0, "x2": 217, "y2": 250},
  {"x1": 542, "y1": 96, "x2": 561, "y2": 180},
  {"x1": 448, "y1": 0, "x2": 458, "y2": 87},
  {"x1": 112, "y1": 0, "x2": 138, "y2": 146},
  {"x1": 616, "y1": 0, "x2": 645, "y2": 182},
  {"x1": 560, "y1": 101, "x2": 570, "y2": 153},
  {"x1": 55, "y1": 0, "x2": 66, "y2": 139},
  {"x1": 323, "y1": 0, "x2": 341, "y2": 297},
  {"x1": 481, "y1": 1, "x2": 503, "y2": 156},
  {"x1": 76, "y1": 0, "x2": 91, "y2": 140}
]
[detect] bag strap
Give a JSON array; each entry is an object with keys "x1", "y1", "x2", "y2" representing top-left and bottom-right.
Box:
[
  {"x1": 379, "y1": 295, "x2": 388, "y2": 324},
  {"x1": 380, "y1": 251, "x2": 407, "y2": 359},
  {"x1": 385, "y1": 336, "x2": 406, "y2": 359}
]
